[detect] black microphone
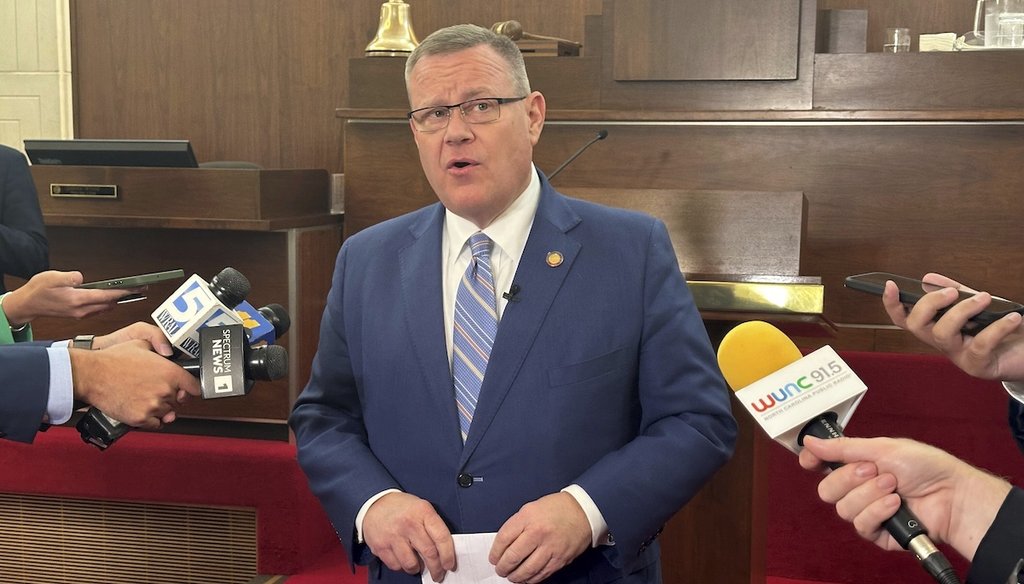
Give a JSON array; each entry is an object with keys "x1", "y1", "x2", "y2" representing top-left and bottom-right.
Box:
[
  {"x1": 78, "y1": 267, "x2": 254, "y2": 449},
  {"x1": 717, "y1": 321, "x2": 961, "y2": 584},
  {"x1": 502, "y1": 284, "x2": 521, "y2": 302},
  {"x1": 547, "y1": 130, "x2": 608, "y2": 181},
  {"x1": 796, "y1": 417, "x2": 959, "y2": 584},
  {"x1": 152, "y1": 267, "x2": 252, "y2": 357},
  {"x1": 77, "y1": 324, "x2": 288, "y2": 450},
  {"x1": 259, "y1": 303, "x2": 291, "y2": 339},
  {"x1": 177, "y1": 324, "x2": 289, "y2": 398}
]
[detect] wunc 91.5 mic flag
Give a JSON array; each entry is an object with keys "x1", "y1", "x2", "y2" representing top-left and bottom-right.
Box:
[{"x1": 730, "y1": 345, "x2": 867, "y2": 453}]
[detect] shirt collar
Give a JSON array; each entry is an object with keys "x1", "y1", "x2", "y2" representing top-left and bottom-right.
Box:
[{"x1": 445, "y1": 163, "x2": 541, "y2": 260}]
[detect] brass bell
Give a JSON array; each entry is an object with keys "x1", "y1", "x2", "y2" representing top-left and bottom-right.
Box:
[{"x1": 365, "y1": 0, "x2": 420, "y2": 57}]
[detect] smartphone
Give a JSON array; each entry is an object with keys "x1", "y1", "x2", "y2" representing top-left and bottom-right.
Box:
[
  {"x1": 78, "y1": 269, "x2": 185, "y2": 290},
  {"x1": 845, "y1": 271, "x2": 1024, "y2": 335},
  {"x1": 79, "y1": 269, "x2": 184, "y2": 303}
]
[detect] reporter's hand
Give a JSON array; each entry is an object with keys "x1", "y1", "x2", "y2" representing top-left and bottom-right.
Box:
[
  {"x1": 798, "y1": 436, "x2": 1011, "y2": 562},
  {"x1": 882, "y1": 272, "x2": 1024, "y2": 381},
  {"x1": 362, "y1": 492, "x2": 456, "y2": 582},
  {"x1": 92, "y1": 322, "x2": 173, "y2": 354},
  {"x1": 1, "y1": 270, "x2": 143, "y2": 325},
  {"x1": 490, "y1": 492, "x2": 591, "y2": 584},
  {"x1": 69, "y1": 339, "x2": 200, "y2": 427}
]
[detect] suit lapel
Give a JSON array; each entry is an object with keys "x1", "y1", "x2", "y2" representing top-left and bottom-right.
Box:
[
  {"x1": 461, "y1": 181, "x2": 582, "y2": 460},
  {"x1": 398, "y1": 205, "x2": 463, "y2": 445}
]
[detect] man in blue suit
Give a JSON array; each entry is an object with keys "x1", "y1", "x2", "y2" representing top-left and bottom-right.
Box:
[
  {"x1": 289, "y1": 24, "x2": 736, "y2": 584},
  {"x1": 0, "y1": 144, "x2": 48, "y2": 294}
]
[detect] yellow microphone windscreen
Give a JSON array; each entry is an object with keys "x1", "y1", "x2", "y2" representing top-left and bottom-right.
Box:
[{"x1": 716, "y1": 320, "x2": 803, "y2": 391}]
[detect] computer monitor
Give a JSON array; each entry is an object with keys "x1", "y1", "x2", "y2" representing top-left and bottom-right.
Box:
[{"x1": 23, "y1": 139, "x2": 199, "y2": 168}]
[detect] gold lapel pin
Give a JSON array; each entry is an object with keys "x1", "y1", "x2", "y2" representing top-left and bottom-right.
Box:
[{"x1": 546, "y1": 251, "x2": 563, "y2": 267}]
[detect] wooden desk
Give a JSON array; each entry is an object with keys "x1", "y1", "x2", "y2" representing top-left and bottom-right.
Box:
[{"x1": 26, "y1": 166, "x2": 342, "y2": 435}]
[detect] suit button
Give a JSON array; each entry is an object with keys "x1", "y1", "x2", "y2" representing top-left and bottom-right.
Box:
[{"x1": 457, "y1": 472, "x2": 473, "y2": 488}]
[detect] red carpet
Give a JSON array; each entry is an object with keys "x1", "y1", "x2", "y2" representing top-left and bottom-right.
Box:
[{"x1": 1, "y1": 351, "x2": 1015, "y2": 584}]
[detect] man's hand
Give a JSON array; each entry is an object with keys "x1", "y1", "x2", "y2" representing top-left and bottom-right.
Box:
[
  {"x1": 490, "y1": 492, "x2": 591, "y2": 584},
  {"x1": 1, "y1": 270, "x2": 143, "y2": 326},
  {"x1": 363, "y1": 492, "x2": 456, "y2": 582},
  {"x1": 70, "y1": 339, "x2": 200, "y2": 428},
  {"x1": 798, "y1": 436, "x2": 1011, "y2": 562},
  {"x1": 882, "y1": 272, "x2": 1024, "y2": 381},
  {"x1": 92, "y1": 322, "x2": 173, "y2": 353}
]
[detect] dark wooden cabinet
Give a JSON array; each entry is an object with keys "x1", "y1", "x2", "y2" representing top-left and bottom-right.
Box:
[
  {"x1": 27, "y1": 166, "x2": 341, "y2": 435},
  {"x1": 612, "y1": 0, "x2": 801, "y2": 81}
]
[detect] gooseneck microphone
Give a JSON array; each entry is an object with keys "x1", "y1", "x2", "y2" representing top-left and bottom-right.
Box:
[
  {"x1": 717, "y1": 321, "x2": 960, "y2": 584},
  {"x1": 547, "y1": 130, "x2": 608, "y2": 181}
]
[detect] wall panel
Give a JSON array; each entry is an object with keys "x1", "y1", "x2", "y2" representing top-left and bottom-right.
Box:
[{"x1": 70, "y1": 0, "x2": 602, "y2": 173}]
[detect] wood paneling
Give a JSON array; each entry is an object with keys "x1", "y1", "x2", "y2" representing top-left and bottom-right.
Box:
[
  {"x1": 819, "y1": 0, "x2": 976, "y2": 52},
  {"x1": 814, "y1": 52, "x2": 1024, "y2": 110},
  {"x1": 70, "y1": 0, "x2": 603, "y2": 174},
  {"x1": 30, "y1": 223, "x2": 341, "y2": 423},
  {"x1": 560, "y1": 188, "x2": 807, "y2": 276},
  {"x1": 343, "y1": 118, "x2": 1024, "y2": 333},
  {"x1": 598, "y1": 0, "x2": 815, "y2": 111},
  {"x1": 612, "y1": 0, "x2": 800, "y2": 81},
  {"x1": 531, "y1": 122, "x2": 1024, "y2": 328}
]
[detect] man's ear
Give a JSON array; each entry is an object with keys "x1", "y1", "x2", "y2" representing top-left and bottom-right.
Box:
[{"x1": 526, "y1": 91, "x2": 546, "y2": 145}]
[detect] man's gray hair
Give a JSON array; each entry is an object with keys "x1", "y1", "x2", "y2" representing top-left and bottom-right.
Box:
[{"x1": 405, "y1": 24, "x2": 531, "y2": 97}]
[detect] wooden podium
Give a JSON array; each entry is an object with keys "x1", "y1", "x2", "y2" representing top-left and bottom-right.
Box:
[{"x1": 28, "y1": 165, "x2": 342, "y2": 437}]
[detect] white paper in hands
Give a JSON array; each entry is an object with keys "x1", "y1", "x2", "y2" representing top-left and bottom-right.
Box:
[{"x1": 420, "y1": 533, "x2": 512, "y2": 584}]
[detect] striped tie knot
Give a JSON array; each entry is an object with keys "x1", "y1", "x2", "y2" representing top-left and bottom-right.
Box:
[{"x1": 469, "y1": 232, "x2": 492, "y2": 261}]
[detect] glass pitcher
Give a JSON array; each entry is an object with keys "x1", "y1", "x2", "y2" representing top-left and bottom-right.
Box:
[{"x1": 975, "y1": 0, "x2": 1024, "y2": 47}]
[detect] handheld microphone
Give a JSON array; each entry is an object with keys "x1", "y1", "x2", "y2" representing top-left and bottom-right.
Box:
[
  {"x1": 717, "y1": 321, "x2": 960, "y2": 584},
  {"x1": 78, "y1": 267, "x2": 255, "y2": 450},
  {"x1": 547, "y1": 130, "x2": 608, "y2": 181},
  {"x1": 235, "y1": 301, "x2": 290, "y2": 345},
  {"x1": 151, "y1": 267, "x2": 251, "y2": 357},
  {"x1": 77, "y1": 324, "x2": 289, "y2": 449},
  {"x1": 176, "y1": 324, "x2": 289, "y2": 398}
]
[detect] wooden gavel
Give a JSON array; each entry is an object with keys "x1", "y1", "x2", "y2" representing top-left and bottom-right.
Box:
[{"x1": 490, "y1": 20, "x2": 581, "y2": 46}]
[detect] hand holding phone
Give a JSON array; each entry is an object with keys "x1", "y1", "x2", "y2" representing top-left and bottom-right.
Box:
[
  {"x1": 78, "y1": 269, "x2": 185, "y2": 290},
  {"x1": 845, "y1": 271, "x2": 1024, "y2": 335},
  {"x1": 78, "y1": 269, "x2": 184, "y2": 303}
]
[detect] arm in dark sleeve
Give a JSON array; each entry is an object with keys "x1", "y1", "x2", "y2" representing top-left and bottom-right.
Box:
[
  {"x1": 0, "y1": 146, "x2": 49, "y2": 286},
  {"x1": 968, "y1": 487, "x2": 1024, "y2": 584},
  {"x1": 0, "y1": 344, "x2": 51, "y2": 443}
]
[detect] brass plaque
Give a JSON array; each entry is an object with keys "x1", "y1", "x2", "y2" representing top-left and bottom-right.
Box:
[
  {"x1": 689, "y1": 280, "x2": 825, "y2": 315},
  {"x1": 50, "y1": 183, "x2": 118, "y2": 199}
]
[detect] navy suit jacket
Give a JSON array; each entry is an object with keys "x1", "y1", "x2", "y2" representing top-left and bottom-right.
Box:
[
  {"x1": 0, "y1": 145, "x2": 48, "y2": 294},
  {"x1": 0, "y1": 343, "x2": 51, "y2": 442},
  {"x1": 290, "y1": 173, "x2": 737, "y2": 583}
]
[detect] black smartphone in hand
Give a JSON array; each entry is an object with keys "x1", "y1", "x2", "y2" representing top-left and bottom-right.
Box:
[
  {"x1": 78, "y1": 269, "x2": 184, "y2": 304},
  {"x1": 844, "y1": 271, "x2": 1024, "y2": 335},
  {"x1": 78, "y1": 269, "x2": 184, "y2": 290}
]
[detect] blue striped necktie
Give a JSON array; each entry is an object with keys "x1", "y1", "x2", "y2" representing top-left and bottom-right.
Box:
[{"x1": 453, "y1": 233, "x2": 498, "y2": 443}]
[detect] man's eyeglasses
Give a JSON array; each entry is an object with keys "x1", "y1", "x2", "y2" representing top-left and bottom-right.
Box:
[{"x1": 407, "y1": 96, "x2": 527, "y2": 133}]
